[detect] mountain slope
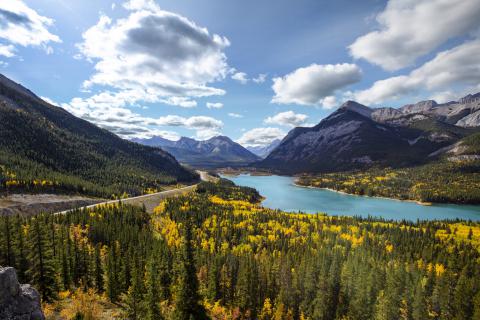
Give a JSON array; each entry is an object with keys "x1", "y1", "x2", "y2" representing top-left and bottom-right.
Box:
[
  {"x1": 246, "y1": 139, "x2": 281, "y2": 158},
  {"x1": 0, "y1": 74, "x2": 197, "y2": 197},
  {"x1": 133, "y1": 135, "x2": 261, "y2": 168},
  {"x1": 257, "y1": 98, "x2": 479, "y2": 174}
]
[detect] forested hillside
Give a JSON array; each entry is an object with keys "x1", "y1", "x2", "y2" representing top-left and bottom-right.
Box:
[
  {"x1": 1, "y1": 180, "x2": 479, "y2": 319},
  {"x1": 296, "y1": 160, "x2": 480, "y2": 204},
  {"x1": 0, "y1": 74, "x2": 197, "y2": 198}
]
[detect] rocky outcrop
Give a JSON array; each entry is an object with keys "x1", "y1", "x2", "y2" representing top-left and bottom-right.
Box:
[{"x1": 0, "y1": 267, "x2": 44, "y2": 320}]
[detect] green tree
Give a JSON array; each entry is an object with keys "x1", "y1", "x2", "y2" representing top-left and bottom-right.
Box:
[
  {"x1": 27, "y1": 216, "x2": 58, "y2": 302},
  {"x1": 173, "y1": 219, "x2": 209, "y2": 320}
]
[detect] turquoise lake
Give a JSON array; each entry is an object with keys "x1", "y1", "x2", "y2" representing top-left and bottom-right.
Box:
[{"x1": 222, "y1": 174, "x2": 480, "y2": 221}]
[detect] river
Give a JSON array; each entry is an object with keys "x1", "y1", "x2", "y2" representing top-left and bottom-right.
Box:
[{"x1": 222, "y1": 174, "x2": 480, "y2": 221}]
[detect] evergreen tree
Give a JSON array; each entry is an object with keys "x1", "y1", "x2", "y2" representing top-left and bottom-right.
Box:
[
  {"x1": 123, "y1": 258, "x2": 145, "y2": 319},
  {"x1": 13, "y1": 216, "x2": 28, "y2": 282},
  {"x1": 412, "y1": 278, "x2": 428, "y2": 320},
  {"x1": 144, "y1": 256, "x2": 163, "y2": 320},
  {"x1": 94, "y1": 243, "x2": 104, "y2": 292},
  {"x1": 173, "y1": 219, "x2": 209, "y2": 320},
  {"x1": 27, "y1": 216, "x2": 58, "y2": 302}
]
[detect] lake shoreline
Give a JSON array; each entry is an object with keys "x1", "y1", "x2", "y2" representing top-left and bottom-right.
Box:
[
  {"x1": 292, "y1": 180, "x2": 433, "y2": 206},
  {"x1": 220, "y1": 171, "x2": 434, "y2": 206},
  {"x1": 221, "y1": 174, "x2": 480, "y2": 221}
]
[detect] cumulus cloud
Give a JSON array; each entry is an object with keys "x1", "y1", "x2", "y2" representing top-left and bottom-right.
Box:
[
  {"x1": 231, "y1": 72, "x2": 248, "y2": 84},
  {"x1": 271, "y1": 63, "x2": 361, "y2": 107},
  {"x1": 253, "y1": 73, "x2": 267, "y2": 84},
  {"x1": 0, "y1": 0, "x2": 60, "y2": 56},
  {"x1": 0, "y1": 44, "x2": 15, "y2": 57},
  {"x1": 75, "y1": 1, "x2": 230, "y2": 109},
  {"x1": 61, "y1": 93, "x2": 223, "y2": 139},
  {"x1": 206, "y1": 102, "x2": 223, "y2": 109},
  {"x1": 354, "y1": 39, "x2": 480, "y2": 105},
  {"x1": 237, "y1": 127, "x2": 286, "y2": 147},
  {"x1": 228, "y1": 113, "x2": 243, "y2": 118},
  {"x1": 264, "y1": 111, "x2": 308, "y2": 127},
  {"x1": 349, "y1": 0, "x2": 480, "y2": 71},
  {"x1": 62, "y1": 0, "x2": 233, "y2": 139}
]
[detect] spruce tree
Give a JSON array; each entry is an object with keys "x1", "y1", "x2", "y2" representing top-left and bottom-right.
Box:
[
  {"x1": 123, "y1": 258, "x2": 146, "y2": 319},
  {"x1": 13, "y1": 216, "x2": 28, "y2": 282},
  {"x1": 27, "y1": 216, "x2": 58, "y2": 302},
  {"x1": 173, "y1": 219, "x2": 209, "y2": 320},
  {"x1": 144, "y1": 256, "x2": 163, "y2": 320}
]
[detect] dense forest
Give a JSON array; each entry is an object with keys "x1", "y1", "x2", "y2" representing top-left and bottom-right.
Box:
[
  {"x1": 296, "y1": 160, "x2": 480, "y2": 204},
  {"x1": 1, "y1": 180, "x2": 479, "y2": 319}
]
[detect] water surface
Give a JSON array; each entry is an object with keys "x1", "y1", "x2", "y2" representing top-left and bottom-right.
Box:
[{"x1": 222, "y1": 174, "x2": 480, "y2": 221}]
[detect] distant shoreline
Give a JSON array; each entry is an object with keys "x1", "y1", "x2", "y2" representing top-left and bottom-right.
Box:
[{"x1": 292, "y1": 179, "x2": 434, "y2": 206}]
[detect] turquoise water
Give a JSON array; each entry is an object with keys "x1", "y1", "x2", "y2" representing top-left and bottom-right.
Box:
[{"x1": 222, "y1": 174, "x2": 480, "y2": 221}]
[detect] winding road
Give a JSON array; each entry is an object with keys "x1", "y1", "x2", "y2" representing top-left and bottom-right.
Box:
[{"x1": 55, "y1": 170, "x2": 216, "y2": 215}]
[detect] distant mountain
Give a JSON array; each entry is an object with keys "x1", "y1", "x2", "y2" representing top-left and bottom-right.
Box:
[
  {"x1": 0, "y1": 74, "x2": 197, "y2": 197},
  {"x1": 133, "y1": 135, "x2": 261, "y2": 168},
  {"x1": 257, "y1": 95, "x2": 480, "y2": 174},
  {"x1": 247, "y1": 139, "x2": 281, "y2": 158}
]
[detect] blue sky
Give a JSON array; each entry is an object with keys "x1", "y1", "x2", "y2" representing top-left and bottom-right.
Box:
[{"x1": 1, "y1": 0, "x2": 480, "y2": 146}]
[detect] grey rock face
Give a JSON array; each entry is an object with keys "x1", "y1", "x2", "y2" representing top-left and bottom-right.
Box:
[{"x1": 0, "y1": 267, "x2": 45, "y2": 320}]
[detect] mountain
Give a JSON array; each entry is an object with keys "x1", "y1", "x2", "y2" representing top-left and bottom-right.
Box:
[
  {"x1": 0, "y1": 74, "x2": 197, "y2": 197},
  {"x1": 246, "y1": 139, "x2": 281, "y2": 158},
  {"x1": 133, "y1": 135, "x2": 261, "y2": 168},
  {"x1": 257, "y1": 95, "x2": 480, "y2": 174}
]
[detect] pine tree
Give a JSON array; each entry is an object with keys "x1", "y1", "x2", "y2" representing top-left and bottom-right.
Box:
[
  {"x1": 412, "y1": 277, "x2": 428, "y2": 320},
  {"x1": 27, "y1": 216, "x2": 58, "y2": 302},
  {"x1": 13, "y1": 216, "x2": 28, "y2": 282},
  {"x1": 123, "y1": 258, "x2": 146, "y2": 319},
  {"x1": 453, "y1": 268, "x2": 474, "y2": 320},
  {"x1": 1, "y1": 215, "x2": 14, "y2": 266},
  {"x1": 94, "y1": 243, "x2": 104, "y2": 292},
  {"x1": 173, "y1": 219, "x2": 209, "y2": 320},
  {"x1": 144, "y1": 256, "x2": 163, "y2": 320}
]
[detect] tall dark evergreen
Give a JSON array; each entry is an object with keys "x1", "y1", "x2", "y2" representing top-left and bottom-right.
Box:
[
  {"x1": 173, "y1": 219, "x2": 209, "y2": 320},
  {"x1": 27, "y1": 216, "x2": 58, "y2": 302}
]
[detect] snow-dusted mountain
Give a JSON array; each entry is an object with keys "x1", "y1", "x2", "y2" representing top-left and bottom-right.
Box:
[
  {"x1": 133, "y1": 135, "x2": 260, "y2": 168},
  {"x1": 247, "y1": 139, "x2": 281, "y2": 158}
]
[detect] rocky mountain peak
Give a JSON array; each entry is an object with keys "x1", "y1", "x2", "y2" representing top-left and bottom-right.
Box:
[
  {"x1": 458, "y1": 92, "x2": 480, "y2": 104},
  {"x1": 339, "y1": 100, "x2": 373, "y2": 118},
  {"x1": 400, "y1": 100, "x2": 438, "y2": 114}
]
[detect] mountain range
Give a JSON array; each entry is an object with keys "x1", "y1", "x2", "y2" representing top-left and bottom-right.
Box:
[
  {"x1": 257, "y1": 95, "x2": 480, "y2": 173},
  {"x1": 132, "y1": 135, "x2": 260, "y2": 168},
  {"x1": 0, "y1": 74, "x2": 196, "y2": 197},
  {"x1": 246, "y1": 139, "x2": 281, "y2": 158}
]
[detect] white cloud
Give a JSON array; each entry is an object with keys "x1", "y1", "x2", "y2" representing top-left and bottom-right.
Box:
[
  {"x1": 75, "y1": 3, "x2": 230, "y2": 109},
  {"x1": 237, "y1": 127, "x2": 286, "y2": 147},
  {"x1": 0, "y1": 44, "x2": 15, "y2": 57},
  {"x1": 354, "y1": 39, "x2": 480, "y2": 105},
  {"x1": 61, "y1": 93, "x2": 223, "y2": 139},
  {"x1": 206, "y1": 102, "x2": 223, "y2": 109},
  {"x1": 253, "y1": 73, "x2": 267, "y2": 84},
  {"x1": 349, "y1": 0, "x2": 480, "y2": 71},
  {"x1": 322, "y1": 96, "x2": 337, "y2": 109},
  {"x1": 264, "y1": 111, "x2": 308, "y2": 127},
  {"x1": 231, "y1": 72, "x2": 248, "y2": 84},
  {"x1": 40, "y1": 96, "x2": 58, "y2": 106},
  {"x1": 0, "y1": 0, "x2": 60, "y2": 56},
  {"x1": 228, "y1": 113, "x2": 243, "y2": 118},
  {"x1": 271, "y1": 63, "x2": 362, "y2": 107}
]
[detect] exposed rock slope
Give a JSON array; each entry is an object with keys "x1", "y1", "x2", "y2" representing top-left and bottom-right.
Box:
[{"x1": 0, "y1": 267, "x2": 44, "y2": 320}]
